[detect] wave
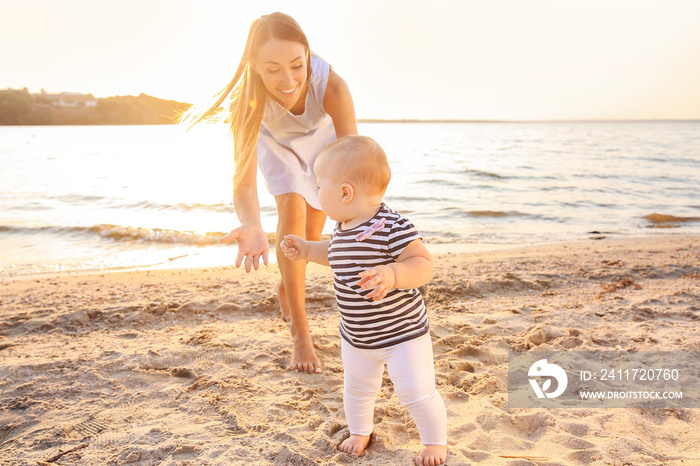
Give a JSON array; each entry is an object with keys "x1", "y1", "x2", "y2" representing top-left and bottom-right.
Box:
[
  {"x1": 0, "y1": 224, "x2": 328, "y2": 246},
  {"x1": 467, "y1": 210, "x2": 526, "y2": 218},
  {"x1": 415, "y1": 178, "x2": 466, "y2": 188},
  {"x1": 453, "y1": 210, "x2": 547, "y2": 220},
  {"x1": 384, "y1": 195, "x2": 452, "y2": 204},
  {"x1": 462, "y1": 169, "x2": 507, "y2": 180},
  {"x1": 39, "y1": 194, "x2": 237, "y2": 214},
  {"x1": 414, "y1": 208, "x2": 548, "y2": 221},
  {"x1": 0, "y1": 224, "x2": 227, "y2": 246},
  {"x1": 115, "y1": 201, "x2": 236, "y2": 214},
  {"x1": 643, "y1": 213, "x2": 700, "y2": 227}
]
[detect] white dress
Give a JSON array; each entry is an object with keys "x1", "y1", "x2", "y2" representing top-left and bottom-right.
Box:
[{"x1": 256, "y1": 53, "x2": 337, "y2": 211}]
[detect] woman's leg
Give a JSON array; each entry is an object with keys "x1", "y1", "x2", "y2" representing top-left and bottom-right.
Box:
[
  {"x1": 305, "y1": 203, "x2": 326, "y2": 241},
  {"x1": 275, "y1": 203, "x2": 325, "y2": 322},
  {"x1": 274, "y1": 193, "x2": 322, "y2": 373}
]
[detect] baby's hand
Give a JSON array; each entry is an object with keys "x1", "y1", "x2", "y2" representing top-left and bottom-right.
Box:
[
  {"x1": 281, "y1": 234, "x2": 309, "y2": 261},
  {"x1": 358, "y1": 265, "x2": 395, "y2": 301}
]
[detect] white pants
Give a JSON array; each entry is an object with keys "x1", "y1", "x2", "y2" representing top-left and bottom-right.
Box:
[{"x1": 341, "y1": 333, "x2": 447, "y2": 445}]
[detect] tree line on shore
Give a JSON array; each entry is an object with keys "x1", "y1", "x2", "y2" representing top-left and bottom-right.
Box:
[{"x1": 0, "y1": 88, "x2": 192, "y2": 125}]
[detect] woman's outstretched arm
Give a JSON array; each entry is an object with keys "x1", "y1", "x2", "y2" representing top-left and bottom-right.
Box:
[{"x1": 220, "y1": 149, "x2": 270, "y2": 272}]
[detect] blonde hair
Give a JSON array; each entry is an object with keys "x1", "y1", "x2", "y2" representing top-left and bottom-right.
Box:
[
  {"x1": 179, "y1": 12, "x2": 310, "y2": 188},
  {"x1": 320, "y1": 135, "x2": 392, "y2": 196}
]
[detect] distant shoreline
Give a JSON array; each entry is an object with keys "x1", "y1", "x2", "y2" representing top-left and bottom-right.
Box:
[
  {"x1": 2, "y1": 86, "x2": 698, "y2": 125},
  {"x1": 0, "y1": 89, "x2": 190, "y2": 126}
]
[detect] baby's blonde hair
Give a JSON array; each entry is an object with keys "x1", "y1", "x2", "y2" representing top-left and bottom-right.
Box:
[{"x1": 319, "y1": 135, "x2": 391, "y2": 196}]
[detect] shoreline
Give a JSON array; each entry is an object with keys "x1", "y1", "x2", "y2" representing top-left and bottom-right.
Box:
[
  {"x1": 1, "y1": 234, "x2": 699, "y2": 464},
  {"x1": 2, "y1": 232, "x2": 693, "y2": 283}
]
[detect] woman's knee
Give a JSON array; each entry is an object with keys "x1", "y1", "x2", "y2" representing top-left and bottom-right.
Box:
[
  {"x1": 275, "y1": 193, "x2": 307, "y2": 232},
  {"x1": 275, "y1": 193, "x2": 308, "y2": 214}
]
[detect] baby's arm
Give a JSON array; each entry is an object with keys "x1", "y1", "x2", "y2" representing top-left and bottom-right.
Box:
[
  {"x1": 281, "y1": 235, "x2": 330, "y2": 267},
  {"x1": 358, "y1": 238, "x2": 433, "y2": 301}
]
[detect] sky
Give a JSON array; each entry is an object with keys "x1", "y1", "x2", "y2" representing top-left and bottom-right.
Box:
[{"x1": 2, "y1": 0, "x2": 700, "y2": 120}]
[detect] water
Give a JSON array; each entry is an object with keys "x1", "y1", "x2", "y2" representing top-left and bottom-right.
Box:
[{"x1": 1, "y1": 121, "x2": 699, "y2": 277}]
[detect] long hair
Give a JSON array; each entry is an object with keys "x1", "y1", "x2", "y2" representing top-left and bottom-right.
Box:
[{"x1": 179, "y1": 12, "x2": 310, "y2": 188}]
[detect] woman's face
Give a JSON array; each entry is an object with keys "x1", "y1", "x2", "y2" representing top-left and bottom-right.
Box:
[{"x1": 253, "y1": 38, "x2": 308, "y2": 108}]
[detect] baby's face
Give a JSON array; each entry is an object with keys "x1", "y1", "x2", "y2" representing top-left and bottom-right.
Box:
[{"x1": 315, "y1": 158, "x2": 349, "y2": 222}]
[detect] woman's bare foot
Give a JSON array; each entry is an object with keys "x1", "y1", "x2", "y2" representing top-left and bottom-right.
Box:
[
  {"x1": 290, "y1": 334, "x2": 322, "y2": 373},
  {"x1": 275, "y1": 279, "x2": 291, "y2": 322},
  {"x1": 339, "y1": 434, "x2": 371, "y2": 456},
  {"x1": 415, "y1": 445, "x2": 447, "y2": 465}
]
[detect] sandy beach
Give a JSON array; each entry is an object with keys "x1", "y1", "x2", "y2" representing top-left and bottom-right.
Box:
[{"x1": 1, "y1": 234, "x2": 699, "y2": 465}]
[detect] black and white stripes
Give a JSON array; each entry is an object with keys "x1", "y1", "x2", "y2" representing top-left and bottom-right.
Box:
[{"x1": 329, "y1": 204, "x2": 429, "y2": 349}]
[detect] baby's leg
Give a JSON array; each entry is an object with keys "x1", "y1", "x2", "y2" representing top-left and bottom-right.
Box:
[
  {"x1": 386, "y1": 334, "x2": 447, "y2": 465},
  {"x1": 340, "y1": 339, "x2": 385, "y2": 456}
]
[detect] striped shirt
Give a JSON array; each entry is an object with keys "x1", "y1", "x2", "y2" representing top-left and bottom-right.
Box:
[{"x1": 328, "y1": 203, "x2": 429, "y2": 349}]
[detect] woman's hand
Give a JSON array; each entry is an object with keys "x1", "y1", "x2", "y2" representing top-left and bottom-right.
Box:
[
  {"x1": 280, "y1": 234, "x2": 309, "y2": 261},
  {"x1": 220, "y1": 225, "x2": 269, "y2": 272},
  {"x1": 358, "y1": 265, "x2": 396, "y2": 301}
]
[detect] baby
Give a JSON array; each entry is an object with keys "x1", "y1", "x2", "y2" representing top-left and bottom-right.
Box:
[{"x1": 281, "y1": 135, "x2": 448, "y2": 465}]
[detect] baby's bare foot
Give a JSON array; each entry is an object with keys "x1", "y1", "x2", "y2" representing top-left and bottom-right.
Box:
[
  {"x1": 415, "y1": 444, "x2": 447, "y2": 465},
  {"x1": 338, "y1": 434, "x2": 371, "y2": 456}
]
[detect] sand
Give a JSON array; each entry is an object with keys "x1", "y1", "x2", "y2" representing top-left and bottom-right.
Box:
[{"x1": 1, "y1": 234, "x2": 699, "y2": 465}]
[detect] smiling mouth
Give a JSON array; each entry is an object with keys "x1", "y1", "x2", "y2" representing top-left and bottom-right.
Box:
[{"x1": 279, "y1": 85, "x2": 298, "y2": 95}]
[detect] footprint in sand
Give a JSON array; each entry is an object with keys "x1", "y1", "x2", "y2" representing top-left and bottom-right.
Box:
[
  {"x1": 70, "y1": 416, "x2": 109, "y2": 438},
  {"x1": 111, "y1": 369, "x2": 174, "y2": 396}
]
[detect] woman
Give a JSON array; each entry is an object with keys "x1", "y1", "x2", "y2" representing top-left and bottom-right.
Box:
[{"x1": 182, "y1": 12, "x2": 357, "y2": 373}]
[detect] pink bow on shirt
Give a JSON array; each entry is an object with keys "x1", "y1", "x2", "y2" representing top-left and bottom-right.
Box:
[{"x1": 355, "y1": 218, "x2": 386, "y2": 242}]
